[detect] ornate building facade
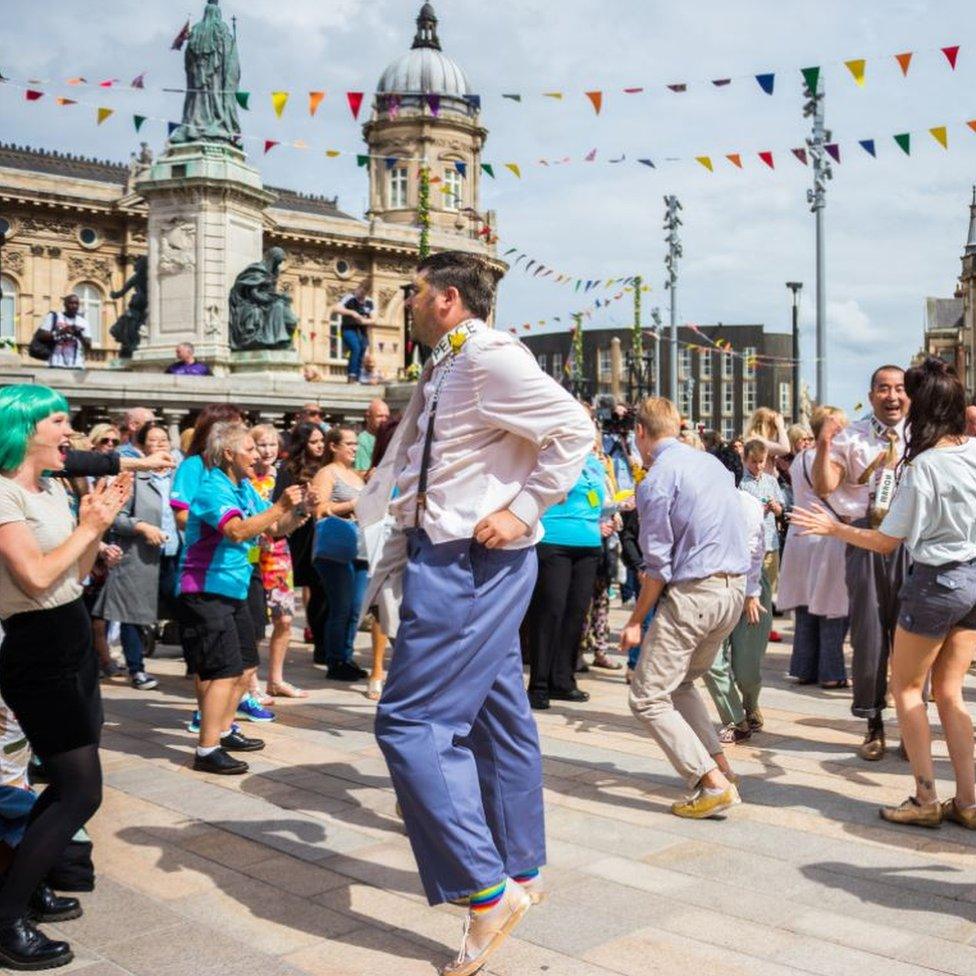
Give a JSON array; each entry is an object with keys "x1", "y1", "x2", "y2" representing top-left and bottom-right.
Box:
[{"x1": 0, "y1": 3, "x2": 500, "y2": 390}]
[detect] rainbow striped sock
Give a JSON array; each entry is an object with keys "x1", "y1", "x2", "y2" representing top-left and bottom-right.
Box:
[
  {"x1": 468, "y1": 880, "x2": 506, "y2": 915},
  {"x1": 513, "y1": 868, "x2": 540, "y2": 885}
]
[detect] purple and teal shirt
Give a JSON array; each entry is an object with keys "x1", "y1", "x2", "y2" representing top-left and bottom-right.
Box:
[{"x1": 178, "y1": 467, "x2": 268, "y2": 601}]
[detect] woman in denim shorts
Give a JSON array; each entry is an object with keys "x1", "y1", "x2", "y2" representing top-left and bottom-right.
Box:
[{"x1": 792, "y1": 358, "x2": 976, "y2": 830}]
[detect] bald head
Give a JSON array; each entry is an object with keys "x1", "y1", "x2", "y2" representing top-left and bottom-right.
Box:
[
  {"x1": 123, "y1": 407, "x2": 155, "y2": 442},
  {"x1": 365, "y1": 397, "x2": 390, "y2": 434}
]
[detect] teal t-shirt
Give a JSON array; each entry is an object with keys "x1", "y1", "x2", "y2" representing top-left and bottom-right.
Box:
[{"x1": 540, "y1": 454, "x2": 606, "y2": 548}]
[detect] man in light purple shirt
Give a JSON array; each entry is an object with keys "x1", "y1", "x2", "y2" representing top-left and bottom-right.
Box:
[
  {"x1": 621, "y1": 397, "x2": 749, "y2": 820},
  {"x1": 164, "y1": 342, "x2": 212, "y2": 376}
]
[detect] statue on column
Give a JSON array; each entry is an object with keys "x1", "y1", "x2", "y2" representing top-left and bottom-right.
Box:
[
  {"x1": 170, "y1": 0, "x2": 242, "y2": 145},
  {"x1": 109, "y1": 256, "x2": 149, "y2": 357},
  {"x1": 228, "y1": 247, "x2": 298, "y2": 350}
]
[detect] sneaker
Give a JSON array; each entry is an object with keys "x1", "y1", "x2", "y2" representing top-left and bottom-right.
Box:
[
  {"x1": 236, "y1": 695, "x2": 276, "y2": 723},
  {"x1": 942, "y1": 797, "x2": 976, "y2": 829},
  {"x1": 442, "y1": 880, "x2": 531, "y2": 976},
  {"x1": 131, "y1": 672, "x2": 158, "y2": 691},
  {"x1": 671, "y1": 784, "x2": 741, "y2": 819},
  {"x1": 192, "y1": 748, "x2": 248, "y2": 776},
  {"x1": 186, "y1": 711, "x2": 201, "y2": 734},
  {"x1": 880, "y1": 796, "x2": 942, "y2": 828}
]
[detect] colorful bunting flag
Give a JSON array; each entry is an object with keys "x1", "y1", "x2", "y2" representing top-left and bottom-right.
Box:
[
  {"x1": 695, "y1": 156, "x2": 713, "y2": 172},
  {"x1": 801, "y1": 66, "x2": 820, "y2": 94},
  {"x1": 584, "y1": 148, "x2": 597, "y2": 162},
  {"x1": 96, "y1": 107, "x2": 113, "y2": 125},
  {"x1": 758, "y1": 150, "x2": 774, "y2": 169},
  {"x1": 263, "y1": 140, "x2": 279, "y2": 154},
  {"x1": 791, "y1": 147, "x2": 808, "y2": 165},
  {"x1": 454, "y1": 161, "x2": 467, "y2": 176},
  {"x1": 712, "y1": 78, "x2": 731, "y2": 87},
  {"x1": 543, "y1": 92, "x2": 563, "y2": 99},
  {"x1": 859, "y1": 138, "x2": 876, "y2": 157},
  {"x1": 384, "y1": 156, "x2": 398, "y2": 169},
  {"x1": 171, "y1": 19, "x2": 190, "y2": 50},
  {"x1": 502, "y1": 94, "x2": 521, "y2": 101},
  {"x1": 726, "y1": 153, "x2": 742, "y2": 168},
  {"x1": 667, "y1": 84, "x2": 687, "y2": 93},
  {"x1": 66, "y1": 77, "x2": 86, "y2": 86},
  {"x1": 505, "y1": 163, "x2": 521, "y2": 178},
  {"x1": 99, "y1": 79, "x2": 119, "y2": 88},
  {"x1": 291, "y1": 139, "x2": 308, "y2": 150},
  {"x1": 481, "y1": 163, "x2": 495, "y2": 178},
  {"x1": 623, "y1": 87, "x2": 644, "y2": 94},
  {"x1": 426, "y1": 94, "x2": 441, "y2": 116},
  {"x1": 235, "y1": 91, "x2": 250, "y2": 110},
  {"x1": 942, "y1": 45, "x2": 960, "y2": 69},
  {"x1": 755, "y1": 73, "x2": 775, "y2": 94},
  {"x1": 894, "y1": 132, "x2": 911, "y2": 155},
  {"x1": 585, "y1": 91, "x2": 602, "y2": 114},
  {"x1": 346, "y1": 91, "x2": 364, "y2": 119},
  {"x1": 308, "y1": 91, "x2": 325, "y2": 116},
  {"x1": 130, "y1": 72, "x2": 145, "y2": 89},
  {"x1": 968, "y1": 120, "x2": 976, "y2": 134},
  {"x1": 55, "y1": 97, "x2": 76, "y2": 106},
  {"x1": 930, "y1": 125, "x2": 948, "y2": 149},
  {"x1": 356, "y1": 154, "x2": 369, "y2": 167},
  {"x1": 825, "y1": 143, "x2": 840, "y2": 163},
  {"x1": 844, "y1": 59, "x2": 866, "y2": 86},
  {"x1": 325, "y1": 149, "x2": 341, "y2": 158},
  {"x1": 24, "y1": 89, "x2": 43, "y2": 101},
  {"x1": 895, "y1": 51, "x2": 913, "y2": 76},
  {"x1": 133, "y1": 114, "x2": 146, "y2": 131},
  {"x1": 464, "y1": 94, "x2": 481, "y2": 111},
  {"x1": 271, "y1": 91, "x2": 289, "y2": 118},
  {"x1": 167, "y1": 121, "x2": 178, "y2": 136},
  {"x1": 609, "y1": 154, "x2": 626, "y2": 163},
  {"x1": 638, "y1": 158, "x2": 655, "y2": 168}
]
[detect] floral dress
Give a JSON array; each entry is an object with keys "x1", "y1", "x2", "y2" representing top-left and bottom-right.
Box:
[{"x1": 252, "y1": 470, "x2": 296, "y2": 618}]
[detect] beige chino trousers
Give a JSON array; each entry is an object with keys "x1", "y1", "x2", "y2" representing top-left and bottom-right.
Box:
[{"x1": 629, "y1": 575, "x2": 746, "y2": 788}]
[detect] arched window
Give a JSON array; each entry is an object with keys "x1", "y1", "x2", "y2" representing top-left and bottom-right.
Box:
[
  {"x1": 0, "y1": 275, "x2": 15, "y2": 339},
  {"x1": 73, "y1": 281, "x2": 103, "y2": 344}
]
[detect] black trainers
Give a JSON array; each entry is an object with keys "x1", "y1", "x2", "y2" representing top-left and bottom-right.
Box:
[
  {"x1": 192, "y1": 748, "x2": 248, "y2": 775},
  {"x1": 28, "y1": 884, "x2": 81, "y2": 923},
  {"x1": 0, "y1": 917, "x2": 72, "y2": 970},
  {"x1": 326, "y1": 661, "x2": 368, "y2": 682},
  {"x1": 220, "y1": 730, "x2": 265, "y2": 752}
]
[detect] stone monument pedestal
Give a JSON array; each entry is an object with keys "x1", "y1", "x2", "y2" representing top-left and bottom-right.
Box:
[
  {"x1": 130, "y1": 141, "x2": 275, "y2": 375},
  {"x1": 229, "y1": 348, "x2": 302, "y2": 376}
]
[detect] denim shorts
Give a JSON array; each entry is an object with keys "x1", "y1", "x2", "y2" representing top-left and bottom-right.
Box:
[{"x1": 897, "y1": 560, "x2": 976, "y2": 637}]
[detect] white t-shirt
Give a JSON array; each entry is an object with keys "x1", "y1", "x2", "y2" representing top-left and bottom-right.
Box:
[
  {"x1": 0, "y1": 476, "x2": 82, "y2": 619},
  {"x1": 46, "y1": 311, "x2": 91, "y2": 369},
  {"x1": 880, "y1": 438, "x2": 976, "y2": 565}
]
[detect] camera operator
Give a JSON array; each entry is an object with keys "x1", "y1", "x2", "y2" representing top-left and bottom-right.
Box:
[
  {"x1": 40, "y1": 295, "x2": 93, "y2": 370},
  {"x1": 598, "y1": 398, "x2": 639, "y2": 492}
]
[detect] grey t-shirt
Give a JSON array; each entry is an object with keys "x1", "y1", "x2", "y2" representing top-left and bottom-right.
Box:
[
  {"x1": 0, "y1": 476, "x2": 82, "y2": 619},
  {"x1": 881, "y1": 438, "x2": 976, "y2": 565}
]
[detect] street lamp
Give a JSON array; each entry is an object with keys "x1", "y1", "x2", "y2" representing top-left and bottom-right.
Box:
[
  {"x1": 663, "y1": 196, "x2": 683, "y2": 401},
  {"x1": 786, "y1": 281, "x2": 802, "y2": 421}
]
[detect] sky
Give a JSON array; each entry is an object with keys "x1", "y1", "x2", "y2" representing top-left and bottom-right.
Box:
[{"x1": 2, "y1": 0, "x2": 975, "y2": 410}]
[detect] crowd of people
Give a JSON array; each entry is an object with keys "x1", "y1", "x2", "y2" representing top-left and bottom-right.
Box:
[{"x1": 1, "y1": 249, "x2": 975, "y2": 972}]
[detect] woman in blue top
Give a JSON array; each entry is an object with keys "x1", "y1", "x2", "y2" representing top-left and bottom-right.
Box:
[
  {"x1": 178, "y1": 423, "x2": 307, "y2": 775},
  {"x1": 524, "y1": 444, "x2": 605, "y2": 710}
]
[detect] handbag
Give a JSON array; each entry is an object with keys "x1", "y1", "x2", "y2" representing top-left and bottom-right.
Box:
[
  {"x1": 27, "y1": 312, "x2": 57, "y2": 361},
  {"x1": 313, "y1": 515, "x2": 361, "y2": 564}
]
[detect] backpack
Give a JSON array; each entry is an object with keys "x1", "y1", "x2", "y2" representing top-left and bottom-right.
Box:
[{"x1": 27, "y1": 311, "x2": 58, "y2": 361}]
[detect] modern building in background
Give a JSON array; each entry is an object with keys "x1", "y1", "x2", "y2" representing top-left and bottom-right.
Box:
[{"x1": 522, "y1": 322, "x2": 794, "y2": 438}]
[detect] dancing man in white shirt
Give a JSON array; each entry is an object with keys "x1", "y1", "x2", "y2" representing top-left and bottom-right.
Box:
[{"x1": 357, "y1": 251, "x2": 592, "y2": 976}]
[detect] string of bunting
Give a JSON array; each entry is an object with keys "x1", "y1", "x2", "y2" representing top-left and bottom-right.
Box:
[
  {"x1": 503, "y1": 287, "x2": 633, "y2": 336},
  {"x1": 2, "y1": 41, "x2": 963, "y2": 117}
]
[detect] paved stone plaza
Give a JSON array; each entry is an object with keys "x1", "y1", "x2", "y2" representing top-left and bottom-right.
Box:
[{"x1": 50, "y1": 609, "x2": 976, "y2": 976}]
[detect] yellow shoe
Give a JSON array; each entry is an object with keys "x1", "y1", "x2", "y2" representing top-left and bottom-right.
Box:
[
  {"x1": 671, "y1": 784, "x2": 741, "y2": 819},
  {"x1": 879, "y1": 797, "x2": 942, "y2": 828},
  {"x1": 942, "y1": 798, "x2": 976, "y2": 829},
  {"x1": 441, "y1": 881, "x2": 531, "y2": 976}
]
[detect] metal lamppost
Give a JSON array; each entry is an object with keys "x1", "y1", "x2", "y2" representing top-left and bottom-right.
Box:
[
  {"x1": 663, "y1": 195, "x2": 683, "y2": 401},
  {"x1": 804, "y1": 76, "x2": 831, "y2": 403},
  {"x1": 786, "y1": 281, "x2": 803, "y2": 421},
  {"x1": 651, "y1": 306, "x2": 662, "y2": 395}
]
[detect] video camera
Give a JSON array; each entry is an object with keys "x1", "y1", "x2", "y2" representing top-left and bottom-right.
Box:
[{"x1": 595, "y1": 394, "x2": 635, "y2": 435}]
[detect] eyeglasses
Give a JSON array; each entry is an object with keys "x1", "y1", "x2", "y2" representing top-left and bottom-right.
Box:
[
  {"x1": 98, "y1": 438, "x2": 120, "y2": 446},
  {"x1": 305, "y1": 409, "x2": 322, "y2": 418}
]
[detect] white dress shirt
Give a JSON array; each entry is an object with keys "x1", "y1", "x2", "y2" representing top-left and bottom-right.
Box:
[
  {"x1": 827, "y1": 416, "x2": 906, "y2": 519},
  {"x1": 389, "y1": 320, "x2": 593, "y2": 547},
  {"x1": 738, "y1": 492, "x2": 765, "y2": 598}
]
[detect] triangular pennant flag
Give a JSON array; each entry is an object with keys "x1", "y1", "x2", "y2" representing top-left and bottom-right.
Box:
[
  {"x1": 24, "y1": 89, "x2": 43, "y2": 101},
  {"x1": 99, "y1": 78, "x2": 119, "y2": 88},
  {"x1": 844, "y1": 59, "x2": 866, "y2": 86},
  {"x1": 426, "y1": 93, "x2": 441, "y2": 116},
  {"x1": 967, "y1": 120, "x2": 976, "y2": 134},
  {"x1": 308, "y1": 91, "x2": 325, "y2": 116},
  {"x1": 584, "y1": 148, "x2": 597, "y2": 162},
  {"x1": 858, "y1": 139, "x2": 876, "y2": 157},
  {"x1": 505, "y1": 163, "x2": 521, "y2": 178},
  {"x1": 463, "y1": 94, "x2": 481, "y2": 112},
  {"x1": 384, "y1": 157, "x2": 398, "y2": 170},
  {"x1": 894, "y1": 132, "x2": 911, "y2": 155},
  {"x1": 758, "y1": 150, "x2": 775, "y2": 169},
  {"x1": 481, "y1": 163, "x2": 495, "y2": 178},
  {"x1": 96, "y1": 107, "x2": 113, "y2": 125},
  {"x1": 263, "y1": 140, "x2": 279, "y2": 154},
  {"x1": 291, "y1": 139, "x2": 308, "y2": 150},
  {"x1": 346, "y1": 91, "x2": 364, "y2": 119},
  {"x1": 695, "y1": 156, "x2": 713, "y2": 172},
  {"x1": 543, "y1": 92, "x2": 563, "y2": 99},
  {"x1": 755, "y1": 73, "x2": 775, "y2": 95},
  {"x1": 502, "y1": 93, "x2": 521, "y2": 101},
  {"x1": 133, "y1": 114, "x2": 146, "y2": 131},
  {"x1": 356, "y1": 154, "x2": 369, "y2": 167},
  {"x1": 325, "y1": 149, "x2": 341, "y2": 158},
  {"x1": 235, "y1": 91, "x2": 250, "y2": 110},
  {"x1": 895, "y1": 52, "x2": 913, "y2": 76},
  {"x1": 942, "y1": 45, "x2": 960, "y2": 69},
  {"x1": 711, "y1": 78, "x2": 731, "y2": 87},
  {"x1": 585, "y1": 91, "x2": 602, "y2": 114},
  {"x1": 801, "y1": 66, "x2": 820, "y2": 94},
  {"x1": 171, "y1": 19, "x2": 190, "y2": 50},
  {"x1": 167, "y1": 121, "x2": 179, "y2": 136},
  {"x1": 825, "y1": 143, "x2": 840, "y2": 163},
  {"x1": 725, "y1": 153, "x2": 743, "y2": 168},
  {"x1": 55, "y1": 97, "x2": 77, "y2": 106},
  {"x1": 637, "y1": 158, "x2": 655, "y2": 168},
  {"x1": 271, "y1": 91, "x2": 289, "y2": 117},
  {"x1": 66, "y1": 77, "x2": 86, "y2": 86},
  {"x1": 609, "y1": 154, "x2": 626, "y2": 163},
  {"x1": 930, "y1": 125, "x2": 948, "y2": 149},
  {"x1": 791, "y1": 147, "x2": 808, "y2": 165},
  {"x1": 130, "y1": 72, "x2": 145, "y2": 89},
  {"x1": 667, "y1": 83, "x2": 687, "y2": 93},
  {"x1": 623, "y1": 87, "x2": 644, "y2": 94},
  {"x1": 454, "y1": 161, "x2": 467, "y2": 176}
]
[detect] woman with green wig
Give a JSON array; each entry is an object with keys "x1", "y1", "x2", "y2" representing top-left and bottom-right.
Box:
[{"x1": 0, "y1": 384, "x2": 131, "y2": 970}]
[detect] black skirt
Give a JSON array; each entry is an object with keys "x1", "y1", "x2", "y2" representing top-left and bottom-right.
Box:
[{"x1": 0, "y1": 598, "x2": 103, "y2": 759}]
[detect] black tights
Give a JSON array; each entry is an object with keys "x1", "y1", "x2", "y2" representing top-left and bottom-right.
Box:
[{"x1": 0, "y1": 745, "x2": 101, "y2": 923}]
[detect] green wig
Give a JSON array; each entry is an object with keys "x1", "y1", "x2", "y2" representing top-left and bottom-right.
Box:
[{"x1": 0, "y1": 384, "x2": 70, "y2": 472}]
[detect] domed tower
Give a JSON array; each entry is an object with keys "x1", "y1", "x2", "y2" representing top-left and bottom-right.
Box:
[{"x1": 364, "y1": 3, "x2": 491, "y2": 242}]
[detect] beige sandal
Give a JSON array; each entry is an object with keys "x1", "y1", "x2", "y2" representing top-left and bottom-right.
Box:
[
  {"x1": 266, "y1": 681, "x2": 309, "y2": 699},
  {"x1": 366, "y1": 677, "x2": 385, "y2": 701}
]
